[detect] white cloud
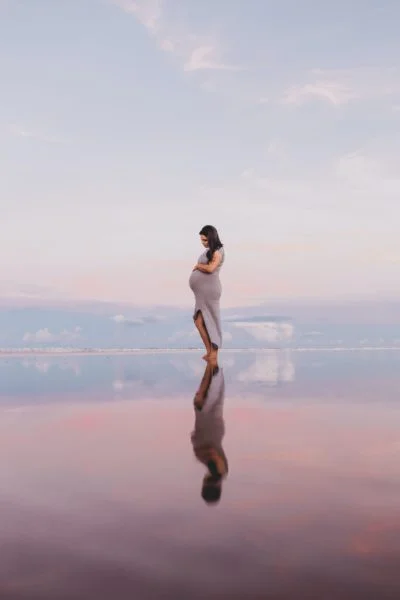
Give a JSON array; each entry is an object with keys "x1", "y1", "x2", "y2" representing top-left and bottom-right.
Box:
[
  {"x1": 25, "y1": 328, "x2": 54, "y2": 343},
  {"x1": 20, "y1": 359, "x2": 80, "y2": 375},
  {"x1": 111, "y1": 313, "x2": 165, "y2": 325},
  {"x1": 168, "y1": 328, "x2": 197, "y2": 343},
  {"x1": 111, "y1": 1, "x2": 240, "y2": 75},
  {"x1": 111, "y1": 314, "x2": 144, "y2": 325},
  {"x1": 282, "y1": 67, "x2": 400, "y2": 107},
  {"x1": 184, "y1": 45, "x2": 242, "y2": 72},
  {"x1": 23, "y1": 326, "x2": 82, "y2": 343},
  {"x1": 111, "y1": 0, "x2": 161, "y2": 33},
  {"x1": 159, "y1": 38, "x2": 175, "y2": 52},
  {"x1": 168, "y1": 328, "x2": 232, "y2": 345},
  {"x1": 9, "y1": 124, "x2": 37, "y2": 139},
  {"x1": 22, "y1": 359, "x2": 51, "y2": 373},
  {"x1": 167, "y1": 356, "x2": 205, "y2": 377},
  {"x1": 8, "y1": 123, "x2": 65, "y2": 144},
  {"x1": 240, "y1": 139, "x2": 400, "y2": 213},
  {"x1": 231, "y1": 320, "x2": 294, "y2": 342},
  {"x1": 61, "y1": 327, "x2": 82, "y2": 339},
  {"x1": 283, "y1": 81, "x2": 357, "y2": 106},
  {"x1": 305, "y1": 331, "x2": 323, "y2": 337},
  {"x1": 237, "y1": 351, "x2": 295, "y2": 384}
]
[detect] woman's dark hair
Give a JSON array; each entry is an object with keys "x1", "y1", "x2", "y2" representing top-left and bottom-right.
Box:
[
  {"x1": 201, "y1": 478, "x2": 222, "y2": 504},
  {"x1": 199, "y1": 225, "x2": 223, "y2": 262}
]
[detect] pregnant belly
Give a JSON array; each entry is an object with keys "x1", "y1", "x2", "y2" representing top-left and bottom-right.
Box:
[
  {"x1": 189, "y1": 271, "x2": 221, "y2": 297},
  {"x1": 189, "y1": 270, "x2": 205, "y2": 292}
]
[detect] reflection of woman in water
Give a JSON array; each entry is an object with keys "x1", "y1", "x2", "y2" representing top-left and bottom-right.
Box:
[
  {"x1": 191, "y1": 362, "x2": 228, "y2": 505},
  {"x1": 188, "y1": 225, "x2": 225, "y2": 364}
]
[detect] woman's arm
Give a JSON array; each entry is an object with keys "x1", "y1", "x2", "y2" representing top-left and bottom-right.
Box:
[{"x1": 194, "y1": 250, "x2": 222, "y2": 273}]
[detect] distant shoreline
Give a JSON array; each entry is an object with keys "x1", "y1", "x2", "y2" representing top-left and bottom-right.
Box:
[{"x1": 0, "y1": 347, "x2": 400, "y2": 357}]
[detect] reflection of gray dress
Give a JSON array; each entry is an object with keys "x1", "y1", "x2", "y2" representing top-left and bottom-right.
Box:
[
  {"x1": 188, "y1": 247, "x2": 225, "y2": 348},
  {"x1": 191, "y1": 368, "x2": 227, "y2": 470}
]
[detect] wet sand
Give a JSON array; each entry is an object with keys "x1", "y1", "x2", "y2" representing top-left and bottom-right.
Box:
[{"x1": 0, "y1": 350, "x2": 399, "y2": 599}]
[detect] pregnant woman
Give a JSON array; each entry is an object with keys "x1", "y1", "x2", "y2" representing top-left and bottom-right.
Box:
[
  {"x1": 189, "y1": 225, "x2": 225, "y2": 363},
  {"x1": 191, "y1": 361, "x2": 228, "y2": 505}
]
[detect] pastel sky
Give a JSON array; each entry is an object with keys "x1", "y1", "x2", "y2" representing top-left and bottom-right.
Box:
[{"x1": 1, "y1": 0, "x2": 400, "y2": 307}]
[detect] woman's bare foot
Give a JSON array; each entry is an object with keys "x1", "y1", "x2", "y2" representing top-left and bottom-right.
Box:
[{"x1": 208, "y1": 350, "x2": 218, "y2": 364}]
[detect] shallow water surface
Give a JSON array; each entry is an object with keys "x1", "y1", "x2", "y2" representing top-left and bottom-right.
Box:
[{"x1": 0, "y1": 350, "x2": 399, "y2": 599}]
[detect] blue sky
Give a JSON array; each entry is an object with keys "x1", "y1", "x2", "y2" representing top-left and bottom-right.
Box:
[{"x1": 1, "y1": 0, "x2": 400, "y2": 308}]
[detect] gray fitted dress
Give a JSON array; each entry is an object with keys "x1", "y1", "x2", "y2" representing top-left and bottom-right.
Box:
[
  {"x1": 191, "y1": 367, "x2": 227, "y2": 471},
  {"x1": 189, "y1": 246, "x2": 225, "y2": 349}
]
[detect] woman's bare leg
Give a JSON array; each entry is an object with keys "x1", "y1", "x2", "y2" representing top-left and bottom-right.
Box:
[
  {"x1": 193, "y1": 363, "x2": 213, "y2": 409},
  {"x1": 209, "y1": 344, "x2": 218, "y2": 364},
  {"x1": 194, "y1": 311, "x2": 212, "y2": 359}
]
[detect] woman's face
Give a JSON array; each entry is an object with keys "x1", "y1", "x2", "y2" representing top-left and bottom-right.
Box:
[{"x1": 200, "y1": 234, "x2": 209, "y2": 248}]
